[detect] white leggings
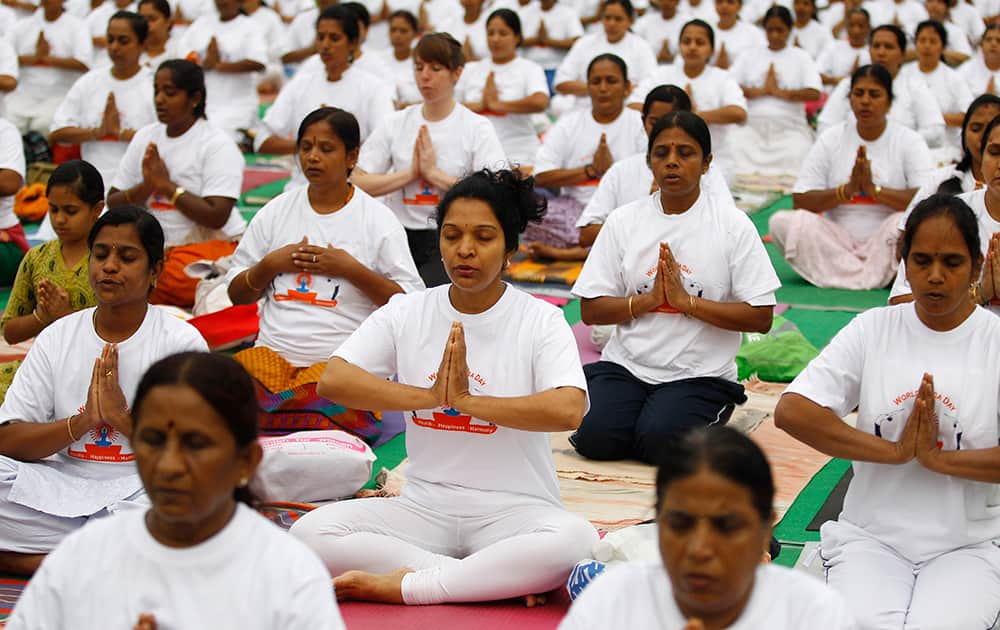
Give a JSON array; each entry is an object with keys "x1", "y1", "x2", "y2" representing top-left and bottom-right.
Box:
[
  {"x1": 290, "y1": 493, "x2": 598, "y2": 605},
  {"x1": 821, "y1": 522, "x2": 1000, "y2": 630}
]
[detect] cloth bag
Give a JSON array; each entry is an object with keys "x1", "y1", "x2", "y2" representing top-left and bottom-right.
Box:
[
  {"x1": 250, "y1": 430, "x2": 376, "y2": 503},
  {"x1": 736, "y1": 315, "x2": 819, "y2": 382}
]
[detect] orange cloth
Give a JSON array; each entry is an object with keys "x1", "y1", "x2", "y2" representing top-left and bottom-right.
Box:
[
  {"x1": 150, "y1": 239, "x2": 238, "y2": 307},
  {"x1": 14, "y1": 184, "x2": 47, "y2": 222},
  {"x1": 234, "y1": 346, "x2": 326, "y2": 393}
]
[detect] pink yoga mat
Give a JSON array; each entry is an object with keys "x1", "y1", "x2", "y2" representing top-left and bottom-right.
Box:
[
  {"x1": 571, "y1": 322, "x2": 602, "y2": 366},
  {"x1": 339, "y1": 590, "x2": 570, "y2": 630}
]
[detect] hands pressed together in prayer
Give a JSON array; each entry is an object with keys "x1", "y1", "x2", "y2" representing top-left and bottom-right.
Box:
[
  {"x1": 891, "y1": 373, "x2": 944, "y2": 468},
  {"x1": 34, "y1": 279, "x2": 71, "y2": 326},
  {"x1": 635, "y1": 242, "x2": 697, "y2": 317},
  {"x1": 428, "y1": 322, "x2": 473, "y2": 410},
  {"x1": 77, "y1": 344, "x2": 131, "y2": 441}
]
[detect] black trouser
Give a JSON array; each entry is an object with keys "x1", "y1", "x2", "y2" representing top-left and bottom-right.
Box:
[
  {"x1": 406, "y1": 228, "x2": 449, "y2": 287},
  {"x1": 570, "y1": 361, "x2": 747, "y2": 465}
]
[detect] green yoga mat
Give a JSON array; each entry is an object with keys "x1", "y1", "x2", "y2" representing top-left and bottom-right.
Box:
[{"x1": 364, "y1": 432, "x2": 407, "y2": 490}]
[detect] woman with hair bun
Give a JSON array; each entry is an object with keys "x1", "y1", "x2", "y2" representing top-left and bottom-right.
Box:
[{"x1": 291, "y1": 168, "x2": 599, "y2": 606}]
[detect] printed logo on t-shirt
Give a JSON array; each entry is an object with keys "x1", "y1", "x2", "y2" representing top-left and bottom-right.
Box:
[
  {"x1": 147, "y1": 192, "x2": 176, "y2": 212},
  {"x1": 410, "y1": 369, "x2": 498, "y2": 434},
  {"x1": 404, "y1": 180, "x2": 441, "y2": 207},
  {"x1": 273, "y1": 272, "x2": 340, "y2": 308},
  {"x1": 874, "y1": 389, "x2": 964, "y2": 450},
  {"x1": 67, "y1": 406, "x2": 135, "y2": 463},
  {"x1": 635, "y1": 260, "x2": 703, "y2": 314}
]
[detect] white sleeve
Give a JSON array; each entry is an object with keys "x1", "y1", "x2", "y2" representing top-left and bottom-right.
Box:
[
  {"x1": 0, "y1": 41, "x2": 19, "y2": 79},
  {"x1": 471, "y1": 117, "x2": 508, "y2": 171},
  {"x1": 278, "y1": 560, "x2": 347, "y2": 630},
  {"x1": 576, "y1": 164, "x2": 622, "y2": 227},
  {"x1": 727, "y1": 214, "x2": 781, "y2": 305},
  {"x1": 533, "y1": 307, "x2": 587, "y2": 396},
  {"x1": 888, "y1": 260, "x2": 911, "y2": 300},
  {"x1": 0, "y1": 329, "x2": 56, "y2": 424},
  {"x1": 70, "y1": 18, "x2": 94, "y2": 67},
  {"x1": 4, "y1": 540, "x2": 68, "y2": 630},
  {"x1": 0, "y1": 122, "x2": 26, "y2": 179},
  {"x1": 798, "y1": 53, "x2": 823, "y2": 91},
  {"x1": 111, "y1": 130, "x2": 147, "y2": 191},
  {"x1": 553, "y1": 40, "x2": 585, "y2": 85},
  {"x1": 793, "y1": 131, "x2": 833, "y2": 192},
  {"x1": 719, "y1": 73, "x2": 748, "y2": 111},
  {"x1": 372, "y1": 213, "x2": 425, "y2": 293},
  {"x1": 332, "y1": 295, "x2": 401, "y2": 376},
  {"x1": 525, "y1": 60, "x2": 550, "y2": 96},
  {"x1": 256, "y1": 79, "x2": 300, "y2": 147},
  {"x1": 50, "y1": 74, "x2": 88, "y2": 130},
  {"x1": 571, "y1": 213, "x2": 625, "y2": 298},
  {"x1": 630, "y1": 38, "x2": 658, "y2": 84},
  {"x1": 816, "y1": 78, "x2": 849, "y2": 135},
  {"x1": 357, "y1": 118, "x2": 395, "y2": 174},
  {"x1": 912, "y1": 82, "x2": 945, "y2": 148},
  {"x1": 199, "y1": 135, "x2": 244, "y2": 199},
  {"x1": 364, "y1": 81, "x2": 398, "y2": 141},
  {"x1": 533, "y1": 117, "x2": 572, "y2": 173},
  {"x1": 224, "y1": 204, "x2": 274, "y2": 283},
  {"x1": 901, "y1": 129, "x2": 935, "y2": 191},
  {"x1": 785, "y1": 313, "x2": 867, "y2": 418}
]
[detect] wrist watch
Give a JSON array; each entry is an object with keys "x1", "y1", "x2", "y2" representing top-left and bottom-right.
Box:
[
  {"x1": 872, "y1": 184, "x2": 883, "y2": 200},
  {"x1": 170, "y1": 186, "x2": 186, "y2": 205}
]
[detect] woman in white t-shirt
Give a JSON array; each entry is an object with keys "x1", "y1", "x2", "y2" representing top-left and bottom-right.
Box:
[
  {"x1": 176, "y1": 0, "x2": 266, "y2": 141},
  {"x1": 529, "y1": 54, "x2": 644, "y2": 259},
  {"x1": 776, "y1": 195, "x2": 1000, "y2": 629},
  {"x1": 457, "y1": 9, "x2": 549, "y2": 172},
  {"x1": 817, "y1": 25, "x2": 945, "y2": 151},
  {"x1": 108, "y1": 59, "x2": 246, "y2": 307},
  {"x1": 50, "y1": 10, "x2": 157, "y2": 190},
  {"x1": 137, "y1": 0, "x2": 179, "y2": 70},
  {"x1": 0, "y1": 207, "x2": 208, "y2": 576},
  {"x1": 791, "y1": 0, "x2": 831, "y2": 59},
  {"x1": 354, "y1": 33, "x2": 507, "y2": 287},
  {"x1": 771, "y1": 64, "x2": 934, "y2": 290},
  {"x1": 227, "y1": 107, "x2": 422, "y2": 433},
  {"x1": 257, "y1": 5, "x2": 395, "y2": 189},
  {"x1": 553, "y1": 0, "x2": 657, "y2": 109},
  {"x1": 570, "y1": 112, "x2": 780, "y2": 464},
  {"x1": 290, "y1": 168, "x2": 598, "y2": 605},
  {"x1": 560, "y1": 427, "x2": 855, "y2": 630},
  {"x1": 439, "y1": 0, "x2": 489, "y2": 60},
  {"x1": 520, "y1": 0, "x2": 585, "y2": 78},
  {"x1": 629, "y1": 20, "x2": 747, "y2": 182},
  {"x1": 816, "y1": 7, "x2": 870, "y2": 88},
  {"x1": 379, "y1": 10, "x2": 422, "y2": 107},
  {"x1": 711, "y1": 0, "x2": 765, "y2": 69},
  {"x1": 7, "y1": 352, "x2": 346, "y2": 629},
  {"x1": 922, "y1": 0, "x2": 974, "y2": 63},
  {"x1": 728, "y1": 6, "x2": 821, "y2": 178},
  {"x1": 633, "y1": 0, "x2": 689, "y2": 65},
  {"x1": 7, "y1": 0, "x2": 92, "y2": 134},
  {"x1": 958, "y1": 23, "x2": 1000, "y2": 95},
  {"x1": 900, "y1": 20, "x2": 974, "y2": 165}
]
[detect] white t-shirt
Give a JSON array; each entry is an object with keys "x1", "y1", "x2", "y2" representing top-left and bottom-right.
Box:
[
  {"x1": 890, "y1": 188, "x2": 1000, "y2": 314},
  {"x1": 951, "y1": 1, "x2": 985, "y2": 44},
  {"x1": 357, "y1": 103, "x2": 507, "y2": 229},
  {"x1": 633, "y1": 10, "x2": 691, "y2": 60},
  {"x1": 0, "y1": 307, "x2": 207, "y2": 517},
  {"x1": 729, "y1": 45, "x2": 822, "y2": 123},
  {"x1": 50, "y1": 65, "x2": 156, "y2": 188},
  {"x1": 794, "y1": 121, "x2": 933, "y2": 242},
  {"x1": 422, "y1": 0, "x2": 462, "y2": 31},
  {"x1": 559, "y1": 562, "x2": 856, "y2": 630},
  {"x1": 257, "y1": 65, "x2": 396, "y2": 189},
  {"x1": 821, "y1": 3, "x2": 888, "y2": 38},
  {"x1": 882, "y1": 0, "x2": 929, "y2": 36},
  {"x1": 630, "y1": 64, "x2": 747, "y2": 167},
  {"x1": 787, "y1": 304, "x2": 1000, "y2": 563},
  {"x1": 815, "y1": 40, "x2": 869, "y2": 82},
  {"x1": 439, "y1": 13, "x2": 490, "y2": 59},
  {"x1": 817, "y1": 74, "x2": 946, "y2": 149},
  {"x1": 334, "y1": 284, "x2": 587, "y2": 512},
  {"x1": 679, "y1": 0, "x2": 718, "y2": 21},
  {"x1": 12, "y1": 10, "x2": 93, "y2": 97},
  {"x1": 554, "y1": 32, "x2": 658, "y2": 89},
  {"x1": 520, "y1": 2, "x2": 585, "y2": 70},
  {"x1": 112, "y1": 118, "x2": 247, "y2": 247},
  {"x1": 7, "y1": 505, "x2": 346, "y2": 630},
  {"x1": 140, "y1": 37, "x2": 180, "y2": 71},
  {"x1": 575, "y1": 152, "x2": 733, "y2": 228},
  {"x1": 291, "y1": 53, "x2": 394, "y2": 86},
  {"x1": 378, "y1": 50, "x2": 422, "y2": 105},
  {"x1": 287, "y1": 7, "x2": 318, "y2": 50},
  {"x1": 898, "y1": 61, "x2": 973, "y2": 157},
  {"x1": 792, "y1": 19, "x2": 833, "y2": 60},
  {"x1": 226, "y1": 186, "x2": 424, "y2": 367},
  {"x1": 0, "y1": 118, "x2": 26, "y2": 230},
  {"x1": 713, "y1": 20, "x2": 767, "y2": 64},
  {"x1": 572, "y1": 192, "x2": 780, "y2": 385},
  {"x1": 455, "y1": 56, "x2": 549, "y2": 167},
  {"x1": 0, "y1": 38, "x2": 19, "y2": 115},
  {"x1": 245, "y1": 4, "x2": 290, "y2": 64},
  {"x1": 177, "y1": 14, "x2": 268, "y2": 134},
  {"x1": 957, "y1": 54, "x2": 1000, "y2": 97},
  {"x1": 533, "y1": 107, "x2": 646, "y2": 205}
]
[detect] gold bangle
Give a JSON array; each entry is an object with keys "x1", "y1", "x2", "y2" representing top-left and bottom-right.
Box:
[
  {"x1": 66, "y1": 415, "x2": 78, "y2": 442},
  {"x1": 245, "y1": 267, "x2": 262, "y2": 292},
  {"x1": 627, "y1": 295, "x2": 635, "y2": 320},
  {"x1": 688, "y1": 294, "x2": 697, "y2": 315},
  {"x1": 170, "y1": 186, "x2": 186, "y2": 206},
  {"x1": 32, "y1": 309, "x2": 45, "y2": 325},
  {"x1": 872, "y1": 184, "x2": 882, "y2": 201}
]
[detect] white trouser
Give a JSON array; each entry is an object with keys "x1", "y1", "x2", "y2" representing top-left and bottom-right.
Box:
[
  {"x1": 820, "y1": 521, "x2": 1000, "y2": 630},
  {"x1": 290, "y1": 492, "x2": 598, "y2": 605}
]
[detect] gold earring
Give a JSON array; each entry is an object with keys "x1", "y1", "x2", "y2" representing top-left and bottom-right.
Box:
[
  {"x1": 970, "y1": 282, "x2": 980, "y2": 304},
  {"x1": 239, "y1": 477, "x2": 249, "y2": 487}
]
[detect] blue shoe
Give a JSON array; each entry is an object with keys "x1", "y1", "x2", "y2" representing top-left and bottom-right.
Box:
[{"x1": 566, "y1": 559, "x2": 607, "y2": 600}]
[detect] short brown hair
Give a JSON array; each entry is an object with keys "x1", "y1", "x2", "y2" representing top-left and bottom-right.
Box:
[{"x1": 414, "y1": 32, "x2": 464, "y2": 70}]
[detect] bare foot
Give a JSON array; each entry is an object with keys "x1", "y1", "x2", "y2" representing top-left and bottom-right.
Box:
[
  {"x1": 523, "y1": 593, "x2": 548, "y2": 607},
  {"x1": 333, "y1": 568, "x2": 413, "y2": 604}
]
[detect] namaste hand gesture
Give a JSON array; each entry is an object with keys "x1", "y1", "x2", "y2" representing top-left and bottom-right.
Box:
[
  {"x1": 36, "y1": 279, "x2": 71, "y2": 324},
  {"x1": 892, "y1": 373, "x2": 941, "y2": 466},
  {"x1": 591, "y1": 133, "x2": 613, "y2": 176},
  {"x1": 978, "y1": 233, "x2": 1000, "y2": 304},
  {"x1": 84, "y1": 344, "x2": 131, "y2": 439},
  {"x1": 429, "y1": 322, "x2": 472, "y2": 409}
]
